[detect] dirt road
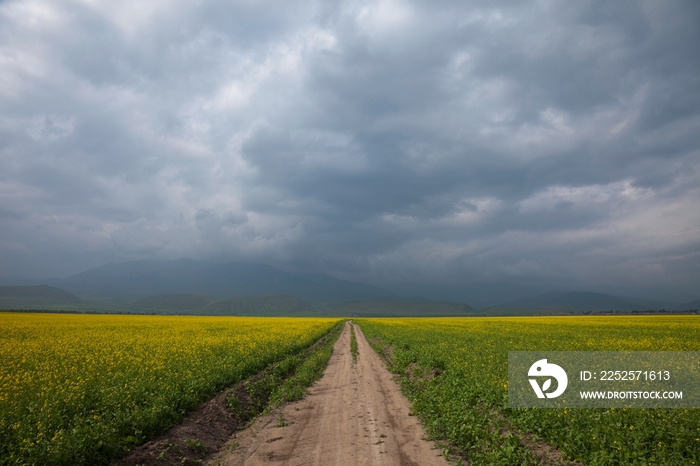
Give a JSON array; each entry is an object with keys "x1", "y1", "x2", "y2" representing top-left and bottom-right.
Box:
[{"x1": 210, "y1": 322, "x2": 450, "y2": 466}]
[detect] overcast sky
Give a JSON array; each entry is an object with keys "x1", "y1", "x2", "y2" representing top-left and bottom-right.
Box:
[{"x1": 1, "y1": 0, "x2": 698, "y2": 306}]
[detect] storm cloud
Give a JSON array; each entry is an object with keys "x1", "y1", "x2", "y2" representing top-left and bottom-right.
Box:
[{"x1": 1, "y1": 0, "x2": 698, "y2": 306}]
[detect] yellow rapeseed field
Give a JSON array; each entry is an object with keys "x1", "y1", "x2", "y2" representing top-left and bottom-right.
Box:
[{"x1": 0, "y1": 313, "x2": 339, "y2": 465}]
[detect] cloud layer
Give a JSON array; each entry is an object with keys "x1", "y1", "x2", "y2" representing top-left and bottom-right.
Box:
[{"x1": 1, "y1": 0, "x2": 698, "y2": 305}]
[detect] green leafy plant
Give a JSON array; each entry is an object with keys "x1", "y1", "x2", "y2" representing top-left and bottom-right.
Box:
[{"x1": 184, "y1": 438, "x2": 206, "y2": 454}]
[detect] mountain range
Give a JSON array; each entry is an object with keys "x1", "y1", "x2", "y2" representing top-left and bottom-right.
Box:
[
  {"x1": 3, "y1": 259, "x2": 395, "y2": 302},
  {"x1": 0, "y1": 259, "x2": 697, "y2": 315},
  {"x1": 131, "y1": 294, "x2": 319, "y2": 315}
]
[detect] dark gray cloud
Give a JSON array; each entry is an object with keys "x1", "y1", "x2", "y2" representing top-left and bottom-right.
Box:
[{"x1": 0, "y1": 0, "x2": 698, "y2": 305}]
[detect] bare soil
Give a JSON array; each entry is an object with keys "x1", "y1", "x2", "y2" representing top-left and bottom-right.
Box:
[
  {"x1": 114, "y1": 388, "x2": 233, "y2": 465},
  {"x1": 210, "y1": 322, "x2": 451, "y2": 466},
  {"x1": 114, "y1": 372, "x2": 263, "y2": 466}
]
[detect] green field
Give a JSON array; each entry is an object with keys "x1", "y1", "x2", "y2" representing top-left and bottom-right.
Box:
[{"x1": 357, "y1": 316, "x2": 700, "y2": 465}]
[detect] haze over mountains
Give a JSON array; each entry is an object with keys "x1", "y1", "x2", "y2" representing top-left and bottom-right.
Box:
[
  {"x1": 0, "y1": 259, "x2": 697, "y2": 315},
  {"x1": 132, "y1": 294, "x2": 319, "y2": 315},
  {"x1": 8, "y1": 259, "x2": 395, "y2": 302},
  {"x1": 484, "y1": 291, "x2": 699, "y2": 314}
]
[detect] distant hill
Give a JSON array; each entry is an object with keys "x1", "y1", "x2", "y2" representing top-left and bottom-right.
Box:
[
  {"x1": 131, "y1": 294, "x2": 217, "y2": 312},
  {"x1": 484, "y1": 291, "x2": 697, "y2": 314},
  {"x1": 330, "y1": 298, "x2": 476, "y2": 316},
  {"x1": 130, "y1": 294, "x2": 317, "y2": 315},
  {"x1": 129, "y1": 293, "x2": 318, "y2": 315},
  {"x1": 205, "y1": 295, "x2": 317, "y2": 315},
  {"x1": 0, "y1": 285, "x2": 82, "y2": 309},
  {"x1": 37, "y1": 259, "x2": 395, "y2": 302}
]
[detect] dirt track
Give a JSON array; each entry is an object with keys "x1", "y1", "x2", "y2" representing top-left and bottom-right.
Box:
[{"x1": 210, "y1": 322, "x2": 450, "y2": 466}]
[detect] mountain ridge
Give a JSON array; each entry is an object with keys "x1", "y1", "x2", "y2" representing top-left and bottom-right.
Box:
[{"x1": 1, "y1": 262, "x2": 697, "y2": 314}]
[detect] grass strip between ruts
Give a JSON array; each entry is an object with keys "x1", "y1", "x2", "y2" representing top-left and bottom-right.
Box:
[{"x1": 350, "y1": 323, "x2": 358, "y2": 363}]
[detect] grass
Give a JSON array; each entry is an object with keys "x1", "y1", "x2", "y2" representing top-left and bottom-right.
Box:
[
  {"x1": 357, "y1": 316, "x2": 700, "y2": 466},
  {"x1": 350, "y1": 323, "x2": 358, "y2": 363},
  {"x1": 183, "y1": 438, "x2": 206, "y2": 454}
]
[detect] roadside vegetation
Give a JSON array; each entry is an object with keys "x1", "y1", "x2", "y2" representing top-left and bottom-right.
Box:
[
  {"x1": 228, "y1": 320, "x2": 343, "y2": 421},
  {"x1": 358, "y1": 316, "x2": 700, "y2": 466},
  {"x1": 0, "y1": 313, "x2": 340, "y2": 465},
  {"x1": 350, "y1": 323, "x2": 358, "y2": 362}
]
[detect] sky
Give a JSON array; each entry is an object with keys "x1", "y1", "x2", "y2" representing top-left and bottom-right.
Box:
[{"x1": 0, "y1": 0, "x2": 698, "y2": 307}]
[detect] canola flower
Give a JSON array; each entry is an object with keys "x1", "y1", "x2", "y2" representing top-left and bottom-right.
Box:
[
  {"x1": 357, "y1": 315, "x2": 700, "y2": 466},
  {"x1": 0, "y1": 313, "x2": 340, "y2": 465}
]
